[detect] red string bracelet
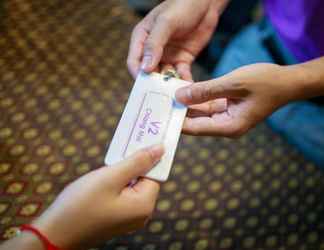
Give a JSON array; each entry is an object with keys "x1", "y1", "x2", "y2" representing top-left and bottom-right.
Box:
[{"x1": 20, "y1": 224, "x2": 64, "y2": 250}]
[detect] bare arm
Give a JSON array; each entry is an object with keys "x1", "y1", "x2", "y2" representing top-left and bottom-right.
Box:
[
  {"x1": 127, "y1": 0, "x2": 230, "y2": 80},
  {"x1": 0, "y1": 146, "x2": 164, "y2": 250},
  {"x1": 0, "y1": 232, "x2": 44, "y2": 250},
  {"x1": 288, "y1": 56, "x2": 324, "y2": 99},
  {"x1": 175, "y1": 56, "x2": 324, "y2": 137}
]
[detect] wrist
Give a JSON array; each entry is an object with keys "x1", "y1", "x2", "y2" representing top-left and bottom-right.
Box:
[
  {"x1": 32, "y1": 208, "x2": 97, "y2": 250},
  {"x1": 284, "y1": 62, "x2": 324, "y2": 101},
  {"x1": 32, "y1": 213, "x2": 78, "y2": 250},
  {"x1": 18, "y1": 231, "x2": 45, "y2": 250}
]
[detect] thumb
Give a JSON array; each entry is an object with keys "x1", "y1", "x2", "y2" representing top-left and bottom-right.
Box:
[
  {"x1": 175, "y1": 75, "x2": 247, "y2": 105},
  {"x1": 141, "y1": 16, "x2": 175, "y2": 72},
  {"x1": 113, "y1": 145, "x2": 164, "y2": 187}
]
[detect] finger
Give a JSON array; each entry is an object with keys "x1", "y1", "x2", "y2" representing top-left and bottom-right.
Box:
[
  {"x1": 187, "y1": 99, "x2": 228, "y2": 117},
  {"x1": 175, "y1": 76, "x2": 249, "y2": 105},
  {"x1": 190, "y1": 0, "x2": 220, "y2": 47},
  {"x1": 133, "y1": 178, "x2": 160, "y2": 198},
  {"x1": 123, "y1": 178, "x2": 160, "y2": 220},
  {"x1": 127, "y1": 6, "x2": 160, "y2": 78},
  {"x1": 176, "y1": 62, "x2": 193, "y2": 82},
  {"x1": 160, "y1": 45, "x2": 194, "y2": 76},
  {"x1": 182, "y1": 117, "x2": 234, "y2": 137},
  {"x1": 113, "y1": 145, "x2": 164, "y2": 188},
  {"x1": 175, "y1": 80, "x2": 226, "y2": 105},
  {"x1": 141, "y1": 16, "x2": 176, "y2": 73},
  {"x1": 127, "y1": 22, "x2": 149, "y2": 78},
  {"x1": 162, "y1": 1, "x2": 219, "y2": 65},
  {"x1": 186, "y1": 108, "x2": 210, "y2": 118}
]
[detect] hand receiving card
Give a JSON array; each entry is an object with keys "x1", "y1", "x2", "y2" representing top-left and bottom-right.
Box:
[{"x1": 105, "y1": 71, "x2": 190, "y2": 181}]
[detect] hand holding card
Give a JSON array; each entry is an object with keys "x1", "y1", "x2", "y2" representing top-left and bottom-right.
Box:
[{"x1": 105, "y1": 72, "x2": 190, "y2": 181}]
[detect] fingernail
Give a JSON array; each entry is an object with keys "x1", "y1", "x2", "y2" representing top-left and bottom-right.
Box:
[
  {"x1": 141, "y1": 55, "x2": 152, "y2": 70},
  {"x1": 148, "y1": 144, "x2": 164, "y2": 164},
  {"x1": 219, "y1": 98, "x2": 228, "y2": 111},
  {"x1": 176, "y1": 87, "x2": 192, "y2": 104}
]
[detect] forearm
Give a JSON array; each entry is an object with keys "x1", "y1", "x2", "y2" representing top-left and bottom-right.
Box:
[
  {"x1": 213, "y1": 0, "x2": 230, "y2": 15},
  {"x1": 286, "y1": 56, "x2": 324, "y2": 100},
  {"x1": 0, "y1": 232, "x2": 44, "y2": 250},
  {"x1": 0, "y1": 214, "x2": 84, "y2": 250}
]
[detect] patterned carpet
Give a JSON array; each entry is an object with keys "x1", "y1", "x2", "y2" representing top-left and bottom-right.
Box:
[{"x1": 0, "y1": 1, "x2": 324, "y2": 249}]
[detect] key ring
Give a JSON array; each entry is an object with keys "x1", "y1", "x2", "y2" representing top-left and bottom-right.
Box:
[{"x1": 161, "y1": 69, "x2": 181, "y2": 81}]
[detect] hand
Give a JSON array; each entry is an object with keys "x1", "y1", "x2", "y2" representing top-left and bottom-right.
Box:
[
  {"x1": 32, "y1": 145, "x2": 164, "y2": 250},
  {"x1": 176, "y1": 63, "x2": 300, "y2": 137},
  {"x1": 127, "y1": 0, "x2": 228, "y2": 81}
]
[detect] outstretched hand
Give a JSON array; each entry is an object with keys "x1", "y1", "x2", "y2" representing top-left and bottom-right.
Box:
[
  {"x1": 32, "y1": 145, "x2": 164, "y2": 250},
  {"x1": 176, "y1": 63, "x2": 299, "y2": 137},
  {"x1": 127, "y1": 0, "x2": 227, "y2": 81}
]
